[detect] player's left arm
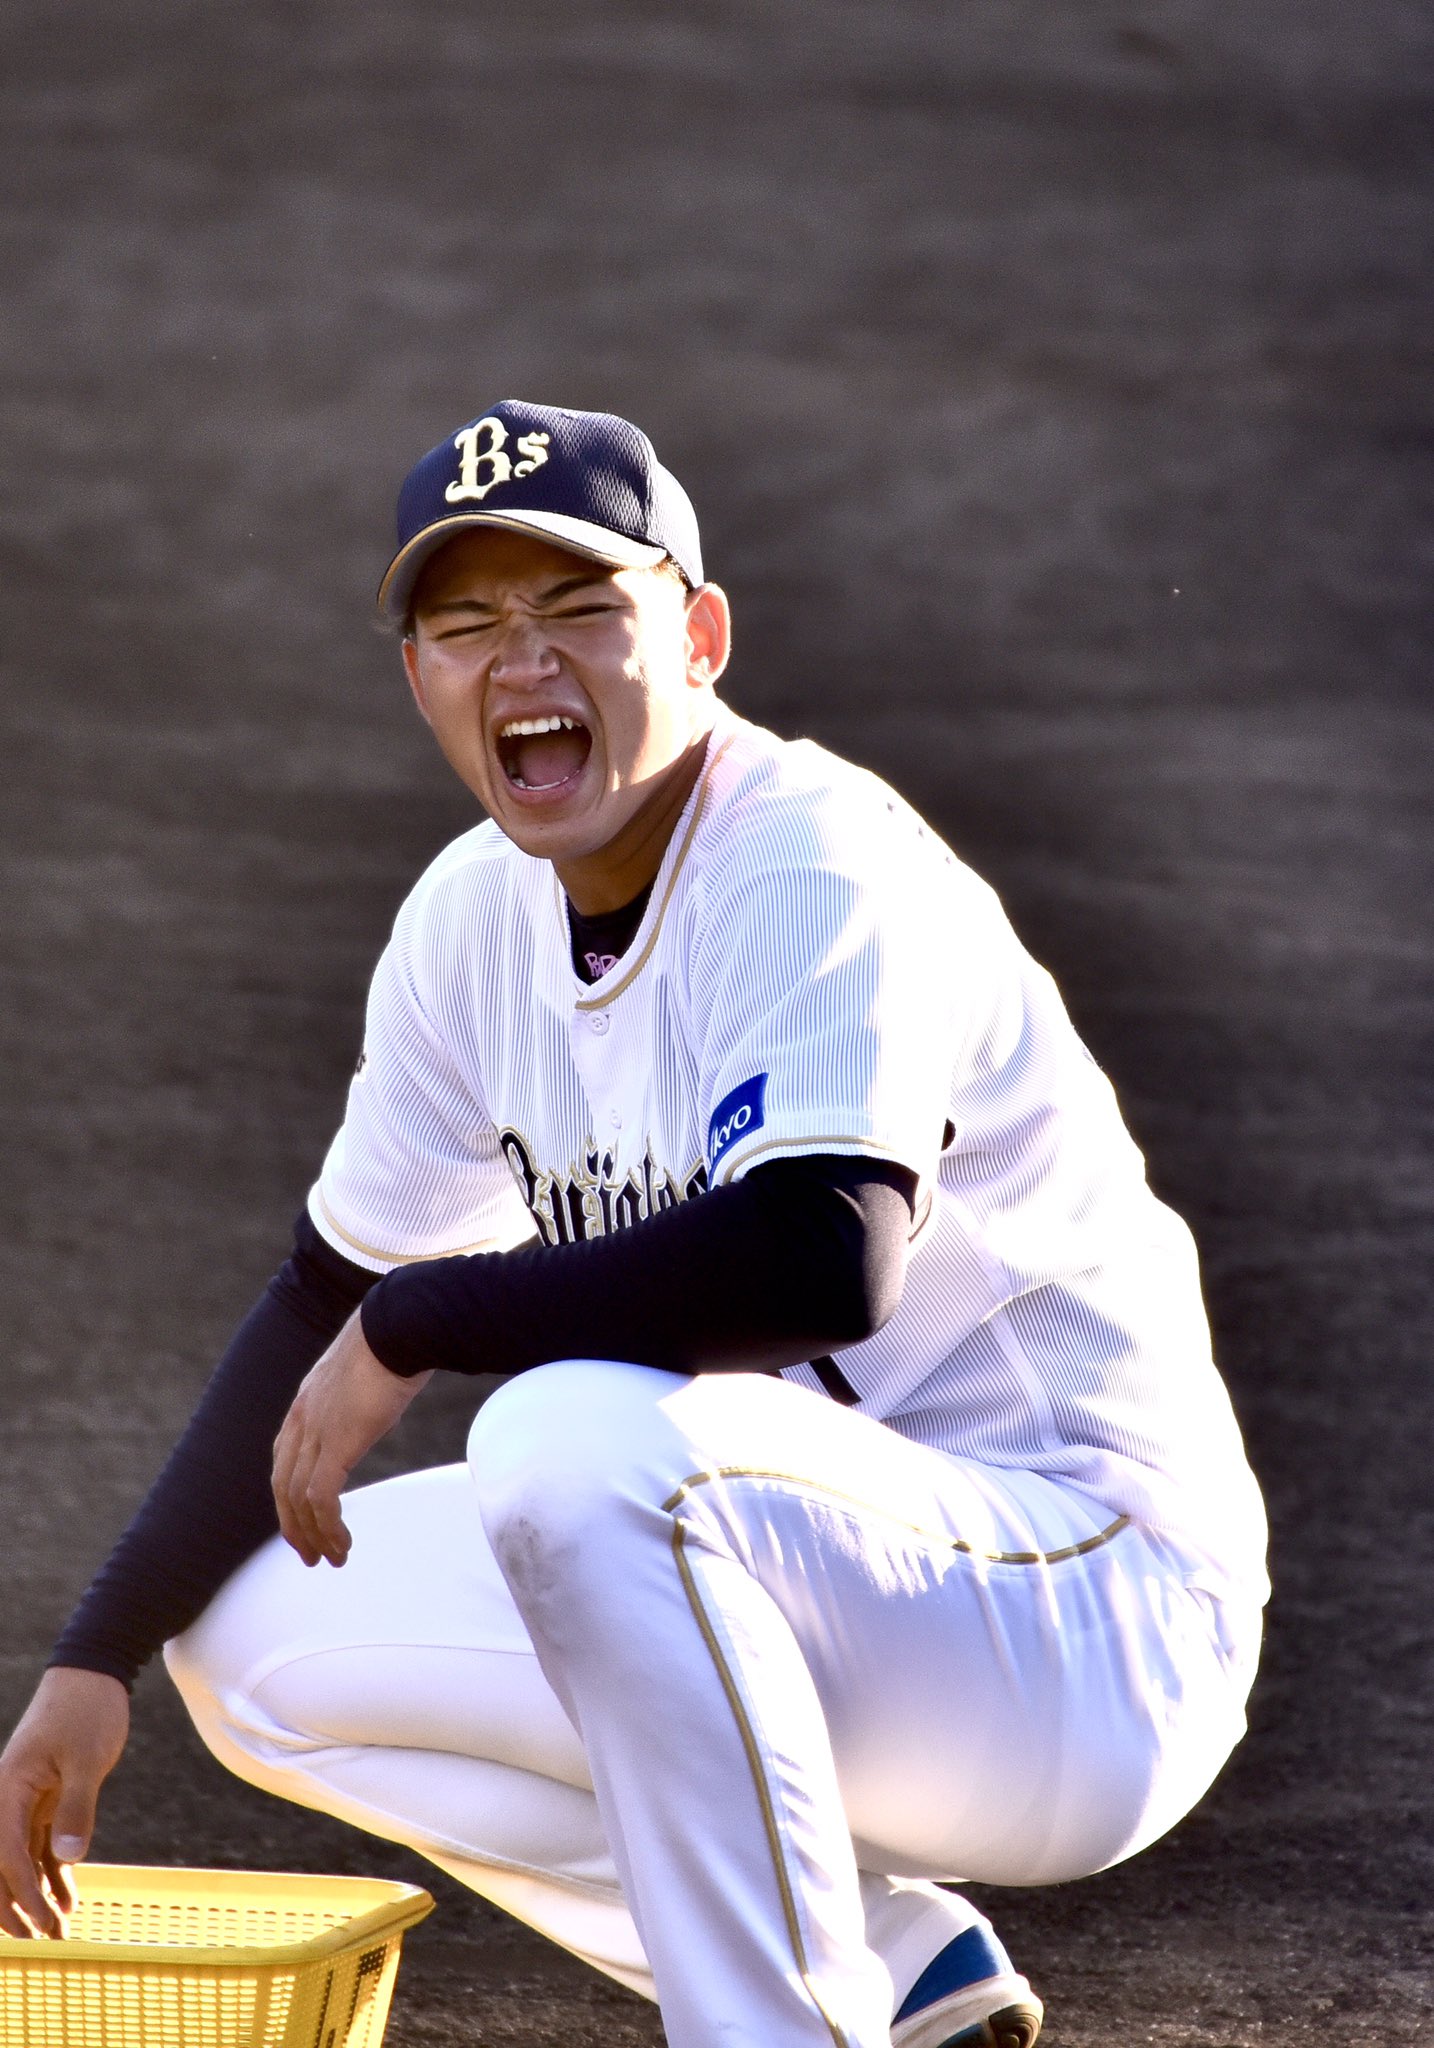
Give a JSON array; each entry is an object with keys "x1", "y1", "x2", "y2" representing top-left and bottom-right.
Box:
[{"x1": 271, "y1": 1149, "x2": 918, "y2": 1562}]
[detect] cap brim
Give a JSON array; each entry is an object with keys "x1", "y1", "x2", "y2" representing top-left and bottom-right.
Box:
[{"x1": 378, "y1": 511, "x2": 669, "y2": 621}]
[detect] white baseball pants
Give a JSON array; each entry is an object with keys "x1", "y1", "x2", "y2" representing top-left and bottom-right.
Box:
[{"x1": 166, "y1": 1361, "x2": 1260, "y2": 2048}]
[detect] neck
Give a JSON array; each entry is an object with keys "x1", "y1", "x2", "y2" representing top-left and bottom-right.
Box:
[{"x1": 556, "y1": 732, "x2": 711, "y2": 916}]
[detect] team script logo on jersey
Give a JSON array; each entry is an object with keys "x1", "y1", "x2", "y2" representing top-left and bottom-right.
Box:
[
  {"x1": 708, "y1": 1074, "x2": 767, "y2": 1172},
  {"x1": 500, "y1": 1128, "x2": 708, "y2": 1247},
  {"x1": 444, "y1": 417, "x2": 552, "y2": 504}
]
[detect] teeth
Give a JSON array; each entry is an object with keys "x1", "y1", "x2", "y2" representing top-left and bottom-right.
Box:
[{"x1": 499, "y1": 715, "x2": 579, "y2": 739}]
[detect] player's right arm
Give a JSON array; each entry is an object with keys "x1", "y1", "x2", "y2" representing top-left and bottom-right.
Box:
[
  {"x1": 0, "y1": 1216, "x2": 376, "y2": 1936},
  {"x1": 0, "y1": 862, "x2": 519, "y2": 1929}
]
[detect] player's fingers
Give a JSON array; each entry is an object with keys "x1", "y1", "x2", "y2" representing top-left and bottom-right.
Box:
[
  {"x1": 48, "y1": 1769, "x2": 101, "y2": 1879},
  {"x1": 39, "y1": 1841, "x2": 77, "y2": 1921},
  {"x1": 0, "y1": 1889, "x2": 45, "y2": 1940},
  {"x1": 0, "y1": 1862, "x2": 54, "y2": 1937},
  {"x1": 301, "y1": 1454, "x2": 352, "y2": 1568},
  {"x1": 28, "y1": 1805, "x2": 74, "y2": 1933},
  {"x1": 273, "y1": 1433, "x2": 322, "y2": 1566},
  {"x1": 275, "y1": 1429, "x2": 350, "y2": 1568},
  {"x1": 0, "y1": 1796, "x2": 61, "y2": 1939},
  {"x1": 273, "y1": 1406, "x2": 327, "y2": 1565}
]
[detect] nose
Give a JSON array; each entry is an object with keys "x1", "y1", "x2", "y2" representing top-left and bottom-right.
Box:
[{"x1": 489, "y1": 614, "x2": 560, "y2": 685}]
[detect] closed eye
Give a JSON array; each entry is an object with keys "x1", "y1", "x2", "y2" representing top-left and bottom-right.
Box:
[
  {"x1": 425, "y1": 594, "x2": 628, "y2": 640},
  {"x1": 432, "y1": 619, "x2": 497, "y2": 641}
]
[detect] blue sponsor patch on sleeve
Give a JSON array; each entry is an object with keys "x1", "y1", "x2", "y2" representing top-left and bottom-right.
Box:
[{"x1": 708, "y1": 1073, "x2": 768, "y2": 1171}]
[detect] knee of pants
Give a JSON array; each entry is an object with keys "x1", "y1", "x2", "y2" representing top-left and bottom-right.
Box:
[
  {"x1": 164, "y1": 1601, "x2": 246, "y2": 1725},
  {"x1": 162, "y1": 1622, "x2": 276, "y2": 1787},
  {"x1": 162, "y1": 1524, "x2": 348, "y2": 1751},
  {"x1": 163, "y1": 1629, "x2": 211, "y2": 1722},
  {"x1": 468, "y1": 1359, "x2": 688, "y2": 1620}
]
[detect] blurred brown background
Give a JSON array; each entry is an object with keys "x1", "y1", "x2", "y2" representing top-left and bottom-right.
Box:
[{"x1": 3, "y1": 4, "x2": 1431, "y2": 2042}]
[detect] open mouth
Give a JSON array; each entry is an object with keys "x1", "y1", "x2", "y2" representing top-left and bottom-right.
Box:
[{"x1": 496, "y1": 714, "x2": 593, "y2": 793}]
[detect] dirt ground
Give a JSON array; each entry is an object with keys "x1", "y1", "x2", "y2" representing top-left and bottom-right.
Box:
[{"x1": 3, "y1": 3, "x2": 1431, "y2": 2043}]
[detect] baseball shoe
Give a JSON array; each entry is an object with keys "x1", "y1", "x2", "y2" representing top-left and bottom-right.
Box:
[{"x1": 889, "y1": 1922, "x2": 1043, "y2": 2048}]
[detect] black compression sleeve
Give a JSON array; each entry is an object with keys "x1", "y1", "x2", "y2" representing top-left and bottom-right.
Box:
[
  {"x1": 48, "y1": 1215, "x2": 375, "y2": 1691},
  {"x1": 361, "y1": 1154, "x2": 918, "y2": 1383}
]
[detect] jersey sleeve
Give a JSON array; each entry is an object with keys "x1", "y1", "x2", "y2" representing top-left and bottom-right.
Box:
[
  {"x1": 309, "y1": 883, "x2": 536, "y2": 1273},
  {"x1": 689, "y1": 788, "x2": 965, "y2": 1192}
]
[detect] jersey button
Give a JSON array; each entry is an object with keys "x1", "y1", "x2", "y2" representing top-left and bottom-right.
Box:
[{"x1": 590, "y1": 1012, "x2": 610, "y2": 1035}]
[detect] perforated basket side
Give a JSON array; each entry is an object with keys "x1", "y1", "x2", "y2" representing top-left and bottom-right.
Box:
[
  {"x1": 0, "y1": 1936, "x2": 405, "y2": 2048},
  {"x1": 1, "y1": 1954, "x2": 282, "y2": 2048},
  {"x1": 67, "y1": 1894, "x2": 348, "y2": 1951},
  {"x1": 0, "y1": 1867, "x2": 431, "y2": 2048},
  {"x1": 278, "y1": 1935, "x2": 402, "y2": 2048}
]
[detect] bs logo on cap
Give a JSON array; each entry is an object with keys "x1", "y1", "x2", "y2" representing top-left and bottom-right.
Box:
[{"x1": 445, "y1": 417, "x2": 552, "y2": 505}]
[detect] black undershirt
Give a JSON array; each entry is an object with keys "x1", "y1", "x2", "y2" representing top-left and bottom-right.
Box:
[
  {"x1": 51, "y1": 1154, "x2": 917, "y2": 1690},
  {"x1": 567, "y1": 882, "x2": 653, "y2": 983}
]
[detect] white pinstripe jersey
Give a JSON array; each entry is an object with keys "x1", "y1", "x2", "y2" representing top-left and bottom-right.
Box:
[{"x1": 311, "y1": 707, "x2": 1268, "y2": 1599}]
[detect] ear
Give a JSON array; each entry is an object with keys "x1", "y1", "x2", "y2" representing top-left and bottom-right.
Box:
[
  {"x1": 684, "y1": 582, "x2": 732, "y2": 688},
  {"x1": 402, "y1": 635, "x2": 434, "y2": 726}
]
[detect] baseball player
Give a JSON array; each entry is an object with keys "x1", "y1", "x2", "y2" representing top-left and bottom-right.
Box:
[{"x1": 0, "y1": 401, "x2": 1268, "y2": 2048}]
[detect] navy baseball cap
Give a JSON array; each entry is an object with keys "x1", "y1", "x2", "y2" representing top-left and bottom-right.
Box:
[{"x1": 378, "y1": 399, "x2": 704, "y2": 621}]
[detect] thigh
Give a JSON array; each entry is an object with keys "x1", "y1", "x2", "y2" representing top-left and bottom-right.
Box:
[
  {"x1": 166, "y1": 1460, "x2": 590, "y2": 1793},
  {"x1": 473, "y1": 1363, "x2": 1253, "y2": 1883},
  {"x1": 663, "y1": 1376, "x2": 1252, "y2": 1882}
]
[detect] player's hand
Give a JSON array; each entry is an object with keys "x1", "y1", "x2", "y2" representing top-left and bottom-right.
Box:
[
  {"x1": 0, "y1": 1667, "x2": 130, "y2": 1938},
  {"x1": 272, "y1": 1312, "x2": 431, "y2": 1568}
]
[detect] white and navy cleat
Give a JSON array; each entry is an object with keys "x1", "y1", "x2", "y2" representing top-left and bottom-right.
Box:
[{"x1": 890, "y1": 1923, "x2": 1043, "y2": 2048}]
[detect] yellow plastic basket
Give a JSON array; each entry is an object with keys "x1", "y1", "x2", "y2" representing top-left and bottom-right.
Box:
[{"x1": 0, "y1": 1862, "x2": 434, "y2": 2048}]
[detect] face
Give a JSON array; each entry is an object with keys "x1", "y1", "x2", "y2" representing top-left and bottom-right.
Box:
[{"x1": 403, "y1": 529, "x2": 731, "y2": 913}]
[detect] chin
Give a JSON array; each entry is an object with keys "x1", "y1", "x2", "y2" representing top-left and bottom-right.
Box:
[{"x1": 492, "y1": 801, "x2": 591, "y2": 860}]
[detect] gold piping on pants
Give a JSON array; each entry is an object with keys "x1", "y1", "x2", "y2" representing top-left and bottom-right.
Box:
[
  {"x1": 663, "y1": 1463, "x2": 1130, "y2": 2043},
  {"x1": 664, "y1": 1465, "x2": 1132, "y2": 1567},
  {"x1": 669, "y1": 1518, "x2": 853, "y2": 2048}
]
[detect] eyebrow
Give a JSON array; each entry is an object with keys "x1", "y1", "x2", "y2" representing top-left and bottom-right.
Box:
[{"x1": 424, "y1": 572, "x2": 617, "y2": 618}]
